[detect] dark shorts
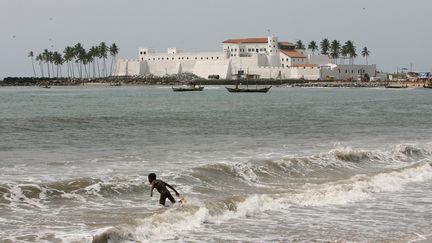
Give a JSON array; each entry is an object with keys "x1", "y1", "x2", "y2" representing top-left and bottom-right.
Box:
[{"x1": 160, "y1": 191, "x2": 175, "y2": 205}]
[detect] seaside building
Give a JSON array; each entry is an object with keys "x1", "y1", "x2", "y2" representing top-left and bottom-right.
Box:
[{"x1": 113, "y1": 35, "x2": 377, "y2": 80}]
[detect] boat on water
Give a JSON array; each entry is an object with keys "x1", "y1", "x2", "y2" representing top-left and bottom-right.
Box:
[
  {"x1": 42, "y1": 85, "x2": 51, "y2": 89},
  {"x1": 385, "y1": 83, "x2": 408, "y2": 89},
  {"x1": 226, "y1": 85, "x2": 271, "y2": 93},
  {"x1": 225, "y1": 70, "x2": 271, "y2": 93},
  {"x1": 172, "y1": 84, "x2": 204, "y2": 92}
]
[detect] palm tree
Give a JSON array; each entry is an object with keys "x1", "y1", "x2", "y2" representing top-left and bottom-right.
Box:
[
  {"x1": 63, "y1": 46, "x2": 74, "y2": 78},
  {"x1": 341, "y1": 44, "x2": 349, "y2": 64},
  {"x1": 43, "y1": 49, "x2": 51, "y2": 78},
  {"x1": 98, "y1": 42, "x2": 108, "y2": 77},
  {"x1": 345, "y1": 40, "x2": 357, "y2": 65},
  {"x1": 320, "y1": 38, "x2": 330, "y2": 55},
  {"x1": 330, "y1": 40, "x2": 341, "y2": 64},
  {"x1": 28, "y1": 51, "x2": 36, "y2": 77},
  {"x1": 35, "y1": 54, "x2": 44, "y2": 77},
  {"x1": 361, "y1": 47, "x2": 370, "y2": 65},
  {"x1": 52, "y1": 51, "x2": 63, "y2": 78},
  {"x1": 73, "y1": 43, "x2": 85, "y2": 78},
  {"x1": 89, "y1": 46, "x2": 100, "y2": 77},
  {"x1": 308, "y1": 41, "x2": 318, "y2": 55},
  {"x1": 109, "y1": 43, "x2": 119, "y2": 76},
  {"x1": 295, "y1": 40, "x2": 305, "y2": 50}
]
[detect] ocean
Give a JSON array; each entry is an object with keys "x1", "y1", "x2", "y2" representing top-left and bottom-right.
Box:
[{"x1": 0, "y1": 86, "x2": 431, "y2": 242}]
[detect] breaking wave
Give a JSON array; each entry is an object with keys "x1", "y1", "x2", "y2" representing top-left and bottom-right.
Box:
[
  {"x1": 92, "y1": 161, "x2": 432, "y2": 242},
  {"x1": 2, "y1": 143, "x2": 430, "y2": 207}
]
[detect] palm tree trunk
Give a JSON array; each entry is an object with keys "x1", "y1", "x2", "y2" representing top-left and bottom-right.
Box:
[
  {"x1": 96, "y1": 59, "x2": 101, "y2": 77},
  {"x1": 110, "y1": 57, "x2": 115, "y2": 76},
  {"x1": 46, "y1": 63, "x2": 50, "y2": 78},
  {"x1": 103, "y1": 58, "x2": 107, "y2": 77},
  {"x1": 31, "y1": 58, "x2": 36, "y2": 77},
  {"x1": 39, "y1": 62, "x2": 44, "y2": 77}
]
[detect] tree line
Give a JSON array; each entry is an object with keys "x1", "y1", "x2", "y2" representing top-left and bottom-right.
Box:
[
  {"x1": 295, "y1": 39, "x2": 370, "y2": 65},
  {"x1": 28, "y1": 42, "x2": 119, "y2": 79}
]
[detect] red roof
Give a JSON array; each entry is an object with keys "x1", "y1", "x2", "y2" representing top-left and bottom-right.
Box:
[
  {"x1": 281, "y1": 50, "x2": 306, "y2": 58},
  {"x1": 222, "y1": 38, "x2": 268, "y2": 44}
]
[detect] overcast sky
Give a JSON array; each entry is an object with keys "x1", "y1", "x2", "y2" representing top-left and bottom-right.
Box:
[{"x1": 1, "y1": 0, "x2": 431, "y2": 79}]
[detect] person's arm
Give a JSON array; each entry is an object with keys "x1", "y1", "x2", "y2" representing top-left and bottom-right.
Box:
[
  {"x1": 150, "y1": 183, "x2": 155, "y2": 197},
  {"x1": 165, "y1": 182, "x2": 180, "y2": 196}
]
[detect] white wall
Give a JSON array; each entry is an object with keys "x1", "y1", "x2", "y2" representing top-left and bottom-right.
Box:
[
  {"x1": 308, "y1": 54, "x2": 330, "y2": 65},
  {"x1": 320, "y1": 64, "x2": 377, "y2": 80}
]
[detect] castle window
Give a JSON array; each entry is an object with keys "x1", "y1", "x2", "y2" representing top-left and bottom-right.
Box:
[
  {"x1": 153, "y1": 58, "x2": 155, "y2": 60},
  {"x1": 172, "y1": 57, "x2": 174, "y2": 60},
  {"x1": 211, "y1": 57, "x2": 213, "y2": 59},
  {"x1": 161, "y1": 58, "x2": 164, "y2": 60},
  {"x1": 140, "y1": 51, "x2": 143, "y2": 55},
  {"x1": 141, "y1": 58, "x2": 143, "y2": 61},
  {"x1": 217, "y1": 57, "x2": 219, "y2": 59},
  {"x1": 144, "y1": 52, "x2": 146, "y2": 54},
  {"x1": 195, "y1": 57, "x2": 197, "y2": 60},
  {"x1": 187, "y1": 57, "x2": 189, "y2": 60}
]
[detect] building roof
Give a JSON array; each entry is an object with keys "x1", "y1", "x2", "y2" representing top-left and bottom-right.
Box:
[
  {"x1": 278, "y1": 41, "x2": 295, "y2": 46},
  {"x1": 222, "y1": 38, "x2": 268, "y2": 44},
  {"x1": 292, "y1": 64, "x2": 319, "y2": 68},
  {"x1": 281, "y1": 50, "x2": 306, "y2": 58}
]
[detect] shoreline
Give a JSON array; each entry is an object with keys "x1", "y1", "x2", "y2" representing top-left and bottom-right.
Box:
[{"x1": 0, "y1": 76, "x2": 430, "y2": 89}]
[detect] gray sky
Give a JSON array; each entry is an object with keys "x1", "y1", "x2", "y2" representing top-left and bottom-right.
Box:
[{"x1": 1, "y1": 0, "x2": 431, "y2": 79}]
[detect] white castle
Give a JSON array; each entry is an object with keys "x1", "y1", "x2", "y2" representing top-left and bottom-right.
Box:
[{"x1": 113, "y1": 35, "x2": 377, "y2": 80}]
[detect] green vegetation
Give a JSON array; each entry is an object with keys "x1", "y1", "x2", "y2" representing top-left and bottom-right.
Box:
[
  {"x1": 300, "y1": 39, "x2": 366, "y2": 65},
  {"x1": 295, "y1": 40, "x2": 305, "y2": 50},
  {"x1": 361, "y1": 47, "x2": 370, "y2": 65},
  {"x1": 28, "y1": 42, "x2": 119, "y2": 79}
]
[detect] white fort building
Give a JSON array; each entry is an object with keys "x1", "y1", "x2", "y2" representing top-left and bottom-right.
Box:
[{"x1": 113, "y1": 35, "x2": 377, "y2": 80}]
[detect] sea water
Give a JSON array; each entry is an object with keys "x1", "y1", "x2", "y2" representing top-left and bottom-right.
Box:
[{"x1": 0, "y1": 86, "x2": 431, "y2": 242}]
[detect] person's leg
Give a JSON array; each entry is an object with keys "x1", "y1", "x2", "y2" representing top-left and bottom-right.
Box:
[{"x1": 159, "y1": 194, "x2": 167, "y2": 206}]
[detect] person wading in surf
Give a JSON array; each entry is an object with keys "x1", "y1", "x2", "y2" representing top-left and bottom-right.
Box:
[{"x1": 148, "y1": 173, "x2": 180, "y2": 206}]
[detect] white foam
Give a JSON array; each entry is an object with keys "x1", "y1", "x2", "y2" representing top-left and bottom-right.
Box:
[{"x1": 130, "y1": 162, "x2": 432, "y2": 241}]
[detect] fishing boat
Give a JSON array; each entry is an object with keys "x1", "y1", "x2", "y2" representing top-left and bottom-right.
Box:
[
  {"x1": 226, "y1": 85, "x2": 271, "y2": 93},
  {"x1": 172, "y1": 84, "x2": 204, "y2": 92},
  {"x1": 225, "y1": 70, "x2": 271, "y2": 93},
  {"x1": 385, "y1": 83, "x2": 408, "y2": 89}
]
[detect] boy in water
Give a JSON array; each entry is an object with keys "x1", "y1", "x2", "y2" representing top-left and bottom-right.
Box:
[{"x1": 148, "y1": 173, "x2": 180, "y2": 206}]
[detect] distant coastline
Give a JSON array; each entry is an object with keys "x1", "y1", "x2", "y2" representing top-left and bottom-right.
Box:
[{"x1": 0, "y1": 76, "x2": 429, "y2": 88}]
